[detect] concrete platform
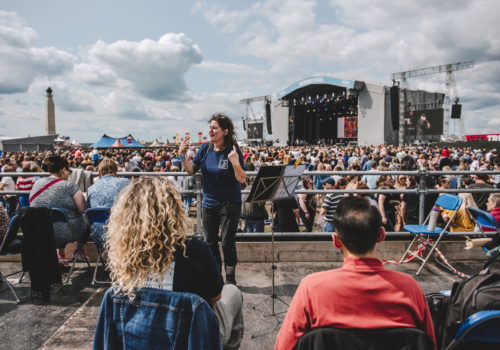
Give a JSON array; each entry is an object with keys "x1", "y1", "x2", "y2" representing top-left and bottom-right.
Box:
[{"x1": 0, "y1": 242, "x2": 497, "y2": 350}]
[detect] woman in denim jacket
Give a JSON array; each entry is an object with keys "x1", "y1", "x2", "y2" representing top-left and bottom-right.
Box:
[{"x1": 95, "y1": 176, "x2": 244, "y2": 349}]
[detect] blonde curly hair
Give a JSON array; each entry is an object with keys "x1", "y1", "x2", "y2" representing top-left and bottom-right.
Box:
[{"x1": 105, "y1": 176, "x2": 188, "y2": 296}]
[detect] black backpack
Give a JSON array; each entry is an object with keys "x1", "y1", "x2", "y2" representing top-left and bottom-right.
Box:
[{"x1": 441, "y1": 251, "x2": 500, "y2": 349}]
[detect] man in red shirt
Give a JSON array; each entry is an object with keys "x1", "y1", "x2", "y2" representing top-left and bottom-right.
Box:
[{"x1": 275, "y1": 197, "x2": 436, "y2": 350}]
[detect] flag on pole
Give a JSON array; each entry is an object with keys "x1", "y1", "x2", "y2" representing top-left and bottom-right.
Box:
[
  {"x1": 127, "y1": 136, "x2": 132, "y2": 145},
  {"x1": 198, "y1": 132, "x2": 203, "y2": 144},
  {"x1": 202, "y1": 136, "x2": 207, "y2": 143},
  {"x1": 175, "y1": 133, "x2": 179, "y2": 145}
]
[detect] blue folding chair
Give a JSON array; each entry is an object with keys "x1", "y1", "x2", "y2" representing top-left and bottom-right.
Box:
[
  {"x1": 0, "y1": 213, "x2": 28, "y2": 303},
  {"x1": 50, "y1": 208, "x2": 91, "y2": 284},
  {"x1": 84, "y1": 207, "x2": 111, "y2": 286},
  {"x1": 445, "y1": 310, "x2": 500, "y2": 349},
  {"x1": 401, "y1": 194, "x2": 462, "y2": 275},
  {"x1": 467, "y1": 206, "x2": 500, "y2": 258}
]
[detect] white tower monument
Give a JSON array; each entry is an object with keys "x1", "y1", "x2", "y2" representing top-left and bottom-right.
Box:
[{"x1": 46, "y1": 87, "x2": 56, "y2": 135}]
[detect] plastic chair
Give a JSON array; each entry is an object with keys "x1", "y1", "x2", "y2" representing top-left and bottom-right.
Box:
[
  {"x1": 445, "y1": 310, "x2": 500, "y2": 349},
  {"x1": 401, "y1": 194, "x2": 463, "y2": 275},
  {"x1": 84, "y1": 207, "x2": 111, "y2": 286},
  {"x1": 0, "y1": 213, "x2": 28, "y2": 303},
  {"x1": 295, "y1": 326, "x2": 434, "y2": 350},
  {"x1": 50, "y1": 208, "x2": 91, "y2": 284},
  {"x1": 467, "y1": 206, "x2": 500, "y2": 258}
]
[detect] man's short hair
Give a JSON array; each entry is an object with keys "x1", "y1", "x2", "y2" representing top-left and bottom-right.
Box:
[
  {"x1": 333, "y1": 196, "x2": 382, "y2": 254},
  {"x1": 490, "y1": 193, "x2": 500, "y2": 208},
  {"x1": 98, "y1": 159, "x2": 118, "y2": 175}
]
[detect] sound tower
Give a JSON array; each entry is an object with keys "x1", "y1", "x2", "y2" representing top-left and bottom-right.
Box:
[
  {"x1": 265, "y1": 100, "x2": 272, "y2": 134},
  {"x1": 390, "y1": 86, "x2": 400, "y2": 130},
  {"x1": 451, "y1": 103, "x2": 462, "y2": 119}
]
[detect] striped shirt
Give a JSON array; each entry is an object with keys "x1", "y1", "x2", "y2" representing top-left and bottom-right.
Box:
[
  {"x1": 321, "y1": 193, "x2": 345, "y2": 222},
  {"x1": 16, "y1": 176, "x2": 35, "y2": 191}
]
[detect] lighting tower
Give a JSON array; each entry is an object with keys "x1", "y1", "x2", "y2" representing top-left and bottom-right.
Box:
[
  {"x1": 392, "y1": 60, "x2": 473, "y2": 145},
  {"x1": 240, "y1": 95, "x2": 272, "y2": 141}
]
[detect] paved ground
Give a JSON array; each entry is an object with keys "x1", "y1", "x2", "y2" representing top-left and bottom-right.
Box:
[{"x1": 2, "y1": 257, "x2": 497, "y2": 350}]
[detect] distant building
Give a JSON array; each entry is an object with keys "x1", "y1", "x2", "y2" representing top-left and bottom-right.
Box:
[{"x1": 0, "y1": 135, "x2": 57, "y2": 152}]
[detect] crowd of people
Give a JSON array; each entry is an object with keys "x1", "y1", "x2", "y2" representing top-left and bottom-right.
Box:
[{"x1": 1, "y1": 117, "x2": 500, "y2": 349}]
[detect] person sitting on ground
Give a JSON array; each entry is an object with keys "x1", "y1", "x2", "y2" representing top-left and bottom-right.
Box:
[
  {"x1": 275, "y1": 196, "x2": 436, "y2": 350},
  {"x1": 104, "y1": 176, "x2": 244, "y2": 348},
  {"x1": 29, "y1": 155, "x2": 87, "y2": 251}
]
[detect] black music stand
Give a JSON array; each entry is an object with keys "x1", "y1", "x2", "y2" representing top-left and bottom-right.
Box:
[{"x1": 247, "y1": 164, "x2": 306, "y2": 338}]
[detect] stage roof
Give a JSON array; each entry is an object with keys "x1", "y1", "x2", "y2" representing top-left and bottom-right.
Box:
[{"x1": 276, "y1": 76, "x2": 356, "y2": 99}]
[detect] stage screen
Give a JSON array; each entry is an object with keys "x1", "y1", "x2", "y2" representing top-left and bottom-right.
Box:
[
  {"x1": 247, "y1": 123, "x2": 263, "y2": 139},
  {"x1": 337, "y1": 117, "x2": 357, "y2": 138},
  {"x1": 405, "y1": 109, "x2": 444, "y2": 135}
]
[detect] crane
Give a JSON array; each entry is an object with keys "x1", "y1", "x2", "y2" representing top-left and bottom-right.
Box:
[{"x1": 392, "y1": 60, "x2": 473, "y2": 145}]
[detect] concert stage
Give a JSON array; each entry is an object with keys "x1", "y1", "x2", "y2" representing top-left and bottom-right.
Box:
[{"x1": 270, "y1": 76, "x2": 444, "y2": 146}]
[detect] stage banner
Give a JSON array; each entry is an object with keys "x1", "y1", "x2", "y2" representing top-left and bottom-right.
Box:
[
  {"x1": 198, "y1": 132, "x2": 203, "y2": 144},
  {"x1": 337, "y1": 118, "x2": 344, "y2": 138}
]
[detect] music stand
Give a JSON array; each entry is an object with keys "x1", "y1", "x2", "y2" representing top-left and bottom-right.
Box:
[{"x1": 247, "y1": 164, "x2": 306, "y2": 338}]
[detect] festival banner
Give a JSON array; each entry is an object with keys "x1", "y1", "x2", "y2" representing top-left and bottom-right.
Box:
[
  {"x1": 175, "y1": 133, "x2": 179, "y2": 145},
  {"x1": 127, "y1": 136, "x2": 132, "y2": 145},
  {"x1": 202, "y1": 136, "x2": 207, "y2": 143},
  {"x1": 198, "y1": 132, "x2": 203, "y2": 144}
]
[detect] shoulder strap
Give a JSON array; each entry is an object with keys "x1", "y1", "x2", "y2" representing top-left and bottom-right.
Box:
[{"x1": 29, "y1": 179, "x2": 63, "y2": 204}]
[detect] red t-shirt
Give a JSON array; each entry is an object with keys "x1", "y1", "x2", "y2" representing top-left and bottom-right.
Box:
[{"x1": 275, "y1": 257, "x2": 436, "y2": 350}]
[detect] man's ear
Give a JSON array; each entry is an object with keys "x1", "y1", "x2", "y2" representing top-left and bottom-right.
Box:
[
  {"x1": 376, "y1": 226, "x2": 386, "y2": 243},
  {"x1": 332, "y1": 233, "x2": 342, "y2": 249}
]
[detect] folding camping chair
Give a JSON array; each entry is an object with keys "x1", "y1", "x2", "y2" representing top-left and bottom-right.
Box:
[
  {"x1": 445, "y1": 310, "x2": 500, "y2": 349},
  {"x1": 401, "y1": 194, "x2": 462, "y2": 275},
  {"x1": 50, "y1": 208, "x2": 91, "y2": 284},
  {"x1": 467, "y1": 206, "x2": 500, "y2": 258},
  {"x1": 84, "y1": 207, "x2": 111, "y2": 286},
  {"x1": 0, "y1": 213, "x2": 28, "y2": 303}
]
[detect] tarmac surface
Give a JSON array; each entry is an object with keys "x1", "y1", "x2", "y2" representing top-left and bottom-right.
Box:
[{"x1": 0, "y1": 252, "x2": 498, "y2": 350}]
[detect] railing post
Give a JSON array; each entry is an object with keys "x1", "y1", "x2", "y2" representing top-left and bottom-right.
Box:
[
  {"x1": 195, "y1": 173, "x2": 203, "y2": 237},
  {"x1": 418, "y1": 170, "x2": 427, "y2": 225}
]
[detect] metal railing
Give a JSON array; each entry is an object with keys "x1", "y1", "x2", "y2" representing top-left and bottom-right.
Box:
[{"x1": 1, "y1": 170, "x2": 499, "y2": 238}]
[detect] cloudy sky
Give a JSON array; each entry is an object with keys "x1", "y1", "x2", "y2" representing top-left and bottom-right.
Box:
[{"x1": 0, "y1": 0, "x2": 499, "y2": 143}]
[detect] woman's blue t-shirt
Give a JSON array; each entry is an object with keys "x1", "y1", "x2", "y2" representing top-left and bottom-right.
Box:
[{"x1": 193, "y1": 142, "x2": 244, "y2": 208}]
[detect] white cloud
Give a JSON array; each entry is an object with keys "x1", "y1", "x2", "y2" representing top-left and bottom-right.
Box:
[
  {"x1": 0, "y1": 11, "x2": 75, "y2": 94},
  {"x1": 197, "y1": 60, "x2": 263, "y2": 75},
  {"x1": 83, "y1": 33, "x2": 203, "y2": 100}
]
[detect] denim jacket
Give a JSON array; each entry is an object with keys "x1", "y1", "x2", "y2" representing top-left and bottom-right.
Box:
[{"x1": 93, "y1": 286, "x2": 222, "y2": 350}]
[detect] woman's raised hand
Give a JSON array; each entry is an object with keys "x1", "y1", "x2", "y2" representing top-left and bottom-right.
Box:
[{"x1": 228, "y1": 145, "x2": 239, "y2": 165}]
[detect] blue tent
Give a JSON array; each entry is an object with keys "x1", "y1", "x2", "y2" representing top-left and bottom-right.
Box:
[{"x1": 91, "y1": 134, "x2": 144, "y2": 148}]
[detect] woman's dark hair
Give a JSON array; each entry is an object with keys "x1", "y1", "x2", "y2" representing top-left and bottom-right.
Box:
[
  {"x1": 209, "y1": 113, "x2": 238, "y2": 149},
  {"x1": 334, "y1": 178, "x2": 347, "y2": 189},
  {"x1": 407, "y1": 176, "x2": 417, "y2": 187},
  {"x1": 333, "y1": 196, "x2": 382, "y2": 254},
  {"x1": 43, "y1": 155, "x2": 69, "y2": 174}
]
